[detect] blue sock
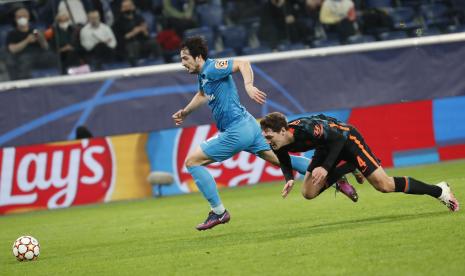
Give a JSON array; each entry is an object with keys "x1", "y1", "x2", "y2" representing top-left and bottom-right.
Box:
[
  {"x1": 290, "y1": 155, "x2": 310, "y2": 175},
  {"x1": 187, "y1": 165, "x2": 222, "y2": 208}
]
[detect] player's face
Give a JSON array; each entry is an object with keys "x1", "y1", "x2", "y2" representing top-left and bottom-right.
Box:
[
  {"x1": 180, "y1": 49, "x2": 200, "y2": 74},
  {"x1": 262, "y1": 128, "x2": 287, "y2": 150}
]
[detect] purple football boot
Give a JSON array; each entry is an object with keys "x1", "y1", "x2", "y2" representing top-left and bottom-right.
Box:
[
  {"x1": 196, "y1": 210, "x2": 231, "y2": 231},
  {"x1": 336, "y1": 178, "x2": 359, "y2": 202}
]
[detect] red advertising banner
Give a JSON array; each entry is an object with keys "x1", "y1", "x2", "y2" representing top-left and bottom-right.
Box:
[{"x1": 0, "y1": 138, "x2": 115, "y2": 215}]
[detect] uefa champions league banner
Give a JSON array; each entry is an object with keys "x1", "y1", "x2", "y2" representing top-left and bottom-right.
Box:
[
  {"x1": 2, "y1": 95, "x2": 465, "y2": 215},
  {"x1": 2, "y1": 41, "x2": 465, "y2": 147}
]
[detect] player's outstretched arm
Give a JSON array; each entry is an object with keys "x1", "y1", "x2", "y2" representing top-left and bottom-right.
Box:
[
  {"x1": 282, "y1": 180, "x2": 294, "y2": 198},
  {"x1": 275, "y1": 149, "x2": 295, "y2": 198},
  {"x1": 232, "y1": 59, "x2": 267, "y2": 105},
  {"x1": 172, "y1": 91, "x2": 207, "y2": 125}
]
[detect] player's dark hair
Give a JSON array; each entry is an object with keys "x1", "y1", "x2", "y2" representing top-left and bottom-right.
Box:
[
  {"x1": 260, "y1": 112, "x2": 289, "y2": 132},
  {"x1": 181, "y1": 36, "x2": 208, "y2": 60}
]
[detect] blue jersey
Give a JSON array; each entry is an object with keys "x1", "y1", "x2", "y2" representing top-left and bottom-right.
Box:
[{"x1": 198, "y1": 58, "x2": 249, "y2": 132}]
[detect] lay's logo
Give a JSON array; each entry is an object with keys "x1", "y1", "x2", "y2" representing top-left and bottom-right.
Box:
[{"x1": 0, "y1": 138, "x2": 115, "y2": 215}]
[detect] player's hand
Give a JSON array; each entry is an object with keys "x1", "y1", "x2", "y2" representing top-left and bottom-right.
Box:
[
  {"x1": 311, "y1": 167, "x2": 328, "y2": 187},
  {"x1": 281, "y1": 180, "x2": 294, "y2": 198},
  {"x1": 172, "y1": 109, "x2": 187, "y2": 125},
  {"x1": 246, "y1": 85, "x2": 267, "y2": 105}
]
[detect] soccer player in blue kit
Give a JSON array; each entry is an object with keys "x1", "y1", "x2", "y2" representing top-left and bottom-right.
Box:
[{"x1": 172, "y1": 37, "x2": 359, "y2": 230}]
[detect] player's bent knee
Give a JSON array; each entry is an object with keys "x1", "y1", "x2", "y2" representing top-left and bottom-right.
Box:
[
  {"x1": 301, "y1": 190, "x2": 318, "y2": 200},
  {"x1": 185, "y1": 156, "x2": 200, "y2": 168},
  {"x1": 185, "y1": 152, "x2": 213, "y2": 167}
]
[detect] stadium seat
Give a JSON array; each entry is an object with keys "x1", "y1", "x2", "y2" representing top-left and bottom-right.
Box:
[
  {"x1": 30, "y1": 67, "x2": 60, "y2": 78},
  {"x1": 321, "y1": 30, "x2": 341, "y2": 41},
  {"x1": 242, "y1": 46, "x2": 272, "y2": 55},
  {"x1": 238, "y1": 16, "x2": 261, "y2": 28},
  {"x1": 412, "y1": 27, "x2": 441, "y2": 37},
  {"x1": 276, "y1": 42, "x2": 308, "y2": 52},
  {"x1": 183, "y1": 26, "x2": 215, "y2": 50},
  {"x1": 101, "y1": 62, "x2": 131, "y2": 70},
  {"x1": 420, "y1": 4, "x2": 451, "y2": 27},
  {"x1": 196, "y1": 4, "x2": 223, "y2": 28},
  {"x1": 0, "y1": 25, "x2": 12, "y2": 49},
  {"x1": 311, "y1": 39, "x2": 341, "y2": 48},
  {"x1": 446, "y1": 24, "x2": 465, "y2": 33},
  {"x1": 208, "y1": 48, "x2": 236, "y2": 58},
  {"x1": 346, "y1": 34, "x2": 376, "y2": 44},
  {"x1": 398, "y1": 0, "x2": 423, "y2": 7},
  {"x1": 386, "y1": 7, "x2": 422, "y2": 30},
  {"x1": 239, "y1": 16, "x2": 261, "y2": 48},
  {"x1": 136, "y1": 57, "x2": 164, "y2": 67},
  {"x1": 450, "y1": 0, "x2": 465, "y2": 24},
  {"x1": 218, "y1": 25, "x2": 248, "y2": 54},
  {"x1": 378, "y1": 30, "x2": 408, "y2": 40},
  {"x1": 366, "y1": 0, "x2": 393, "y2": 8}
]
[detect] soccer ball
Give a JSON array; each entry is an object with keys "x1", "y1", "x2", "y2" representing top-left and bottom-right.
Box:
[{"x1": 12, "y1": 236, "x2": 40, "y2": 261}]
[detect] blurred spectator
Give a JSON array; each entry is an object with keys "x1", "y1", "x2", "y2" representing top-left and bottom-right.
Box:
[
  {"x1": 302, "y1": 0, "x2": 324, "y2": 39},
  {"x1": 306, "y1": 0, "x2": 323, "y2": 10},
  {"x1": 110, "y1": 0, "x2": 154, "y2": 18},
  {"x1": 113, "y1": 0, "x2": 161, "y2": 66},
  {"x1": 223, "y1": 0, "x2": 262, "y2": 25},
  {"x1": 80, "y1": 10, "x2": 117, "y2": 69},
  {"x1": 88, "y1": 0, "x2": 115, "y2": 26},
  {"x1": 6, "y1": 8, "x2": 57, "y2": 80},
  {"x1": 50, "y1": 11, "x2": 82, "y2": 74},
  {"x1": 162, "y1": 0, "x2": 197, "y2": 36},
  {"x1": 258, "y1": 0, "x2": 307, "y2": 49},
  {"x1": 133, "y1": 0, "x2": 155, "y2": 11},
  {"x1": 58, "y1": 0, "x2": 88, "y2": 26},
  {"x1": 319, "y1": 0, "x2": 357, "y2": 42}
]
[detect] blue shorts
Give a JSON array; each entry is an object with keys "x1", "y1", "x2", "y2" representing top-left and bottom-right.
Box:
[{"x1": 200, "y1": 116, "x2": 270, "y2": 162}]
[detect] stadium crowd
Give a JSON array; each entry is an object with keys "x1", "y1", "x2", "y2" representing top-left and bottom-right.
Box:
[{"x1": 0, "y1": 0, "x2": 464, "y2": 81}]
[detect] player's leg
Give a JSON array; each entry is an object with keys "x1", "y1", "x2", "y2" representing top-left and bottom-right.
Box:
[
  {"x1": 185, "y1": 146, "x2": 222, "y2": 211},
  {"x1": 326, "y1": 162, "x2": 359, "y2": 202},
  {"x1": 326, "y1": 162, "x2": 356, "y2": 184},
  {"x1": 290, "y1": 155, "x2": 312, "y2": 175},
  {"x1": 366, "y1": 167, "x2": 459, "y2": 211},
  {"x1": 301, "y1": 149, "x2": 343, "y2": 199},
  {"x1": 352, "y1": 170, "x2": 365, "y2": 184},
  {"x1": 301, "y1": 147, "x2": 359, "y2": 201},
  {"x1": 301, "y1": 171, "x2": 327, "y2": 200},
  {"x1": 186, "y1": 131, "x2": 241, "y2": 230},
  {"x1": 185, "y1": 146, "x2": 231, "y2": 231},
  {"x1": 348, "y1": 129, "x2": 459, "y2": 211}
]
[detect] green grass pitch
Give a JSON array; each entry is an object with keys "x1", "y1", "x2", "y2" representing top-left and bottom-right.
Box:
[{"x1": 1, "y1": 160, "x2": 465, "y2": 275}]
